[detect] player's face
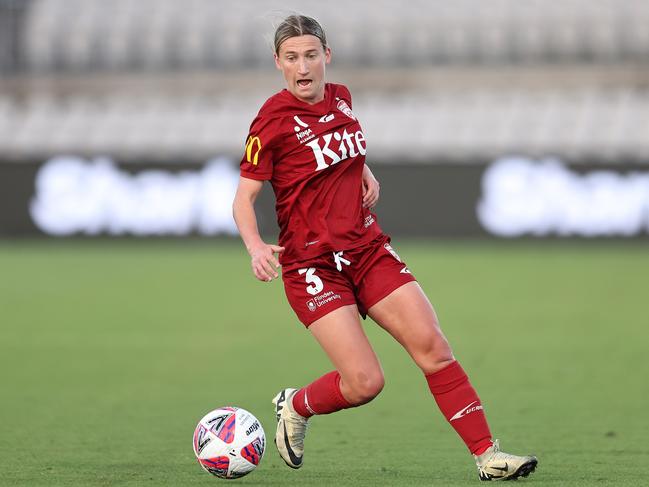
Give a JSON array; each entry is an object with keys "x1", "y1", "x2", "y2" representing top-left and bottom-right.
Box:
[{"x1": 275, "y1": 35, "x2": 331, "y2": 104}]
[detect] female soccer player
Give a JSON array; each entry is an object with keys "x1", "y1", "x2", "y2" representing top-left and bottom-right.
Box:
[{"x1": 232, "y1": 14, "x2": 537, "y2": 481}]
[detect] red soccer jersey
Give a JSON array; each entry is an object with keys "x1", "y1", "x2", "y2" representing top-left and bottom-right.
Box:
[{"x1": 240, "y1": 83, "x2": 382, "y2": 264}]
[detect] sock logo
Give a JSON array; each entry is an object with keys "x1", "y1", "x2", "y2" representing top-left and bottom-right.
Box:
[
  {"x1": 450, "y1": 401, "x2": 484, "y2": 421},
  {"x1": 303, "y1": 391, "x2": 316, "y2": 416}
]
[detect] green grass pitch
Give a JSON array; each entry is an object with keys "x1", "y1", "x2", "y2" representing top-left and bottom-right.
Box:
[{"x1": 1, "y1": 239, "x2": 648, "y2": 486}]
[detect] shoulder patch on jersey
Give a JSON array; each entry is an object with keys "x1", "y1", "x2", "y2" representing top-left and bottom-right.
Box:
[
  {"x1": 245, "y1": 136, "x2": 262, "y2": 165},
  {"x1": 335, "y1": 98, "x2": 356, "y2": 121}
]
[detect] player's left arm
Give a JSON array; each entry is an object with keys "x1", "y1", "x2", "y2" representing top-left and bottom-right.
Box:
[{"x1": 362, "y1": 163, "x2": 380, "y2": 209}]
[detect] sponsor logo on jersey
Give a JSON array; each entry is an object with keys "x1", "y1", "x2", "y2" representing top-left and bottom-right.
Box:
[
  {"x1": 294, "y1": 115, "x2": 315, "y2": 143},
  {"x1": 364, "y1": 215, "x2": 375, "y2": 228},
  {"x1": 293, "y1": 115, "x2": 308, "y2": 128},
  {"x1": 245, "y1": 136, "x2": 262, "y2": 165},
  {"x1": 295, "y1": 128, "x2": 314, "y2": 143},
  {"x1": 306, "y1": 128, "x2": 367, "y2": 171},
  {"x1": 307, "y1": 299, "x2": 316, "y2": 312},
  {"x1": 336, "y1": 98, "x2": 356, "y2": 120},
  {"x1": 318, "y1": 113, "x2": 335, "y2": 123}
]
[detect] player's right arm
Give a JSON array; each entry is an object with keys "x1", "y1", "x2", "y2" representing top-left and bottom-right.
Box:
[{"x1": 232, "y1": 176, "x2": 284, "y2": 282}]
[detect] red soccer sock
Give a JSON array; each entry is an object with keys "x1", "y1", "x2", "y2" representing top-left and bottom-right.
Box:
[
  {"x1": 292, "y1": 371, "x2": 352, "y2": 418},
  {"x1": 425, "y1": 361, "x2": 493, "y2": 455}
]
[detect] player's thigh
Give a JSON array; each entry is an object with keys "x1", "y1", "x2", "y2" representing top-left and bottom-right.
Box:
[
  {"x1": 367, "y1": 281, "x2": 454, "y2": 374},
  {"x1": 309, "y1": 304, "x2": 384, "y2": 401}
]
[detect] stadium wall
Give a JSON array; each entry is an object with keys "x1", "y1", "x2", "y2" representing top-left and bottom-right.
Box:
[{"x1": 2, "y1": 157, "x2": 649, "y2": 239}]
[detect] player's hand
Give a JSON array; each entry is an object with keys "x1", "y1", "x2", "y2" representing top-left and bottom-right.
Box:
[
  {"x1": 362, "y1": 164, "x2": 380, "y2": 209},
  {"x1": 249, "y1": 242, "x2": 285, "y2": 282}
]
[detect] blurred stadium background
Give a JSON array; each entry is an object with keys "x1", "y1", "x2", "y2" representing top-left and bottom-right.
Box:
[
  {"x1": 2, "y1": 0, "x2": 649, "y2": 238},
  {"x1": 2, "y1": 2, "x2": 649, "y2": 486}
]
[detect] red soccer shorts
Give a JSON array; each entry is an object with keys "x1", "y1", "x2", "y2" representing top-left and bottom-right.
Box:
[{"x1": 281, "y1": 234, "x2": 417, "y2": 327}]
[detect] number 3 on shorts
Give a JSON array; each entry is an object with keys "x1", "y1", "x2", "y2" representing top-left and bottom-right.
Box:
[{"x1": 298, "y1": 267, "x2": 323, "y2": 296}]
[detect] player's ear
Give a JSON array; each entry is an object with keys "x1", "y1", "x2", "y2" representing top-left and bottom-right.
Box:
[
  {"x1": 274, "y1": 53, "x2": 281, "y2": 70},
  {"x1": 324, "y1": 47, "x2": 331, "y2": 65}
]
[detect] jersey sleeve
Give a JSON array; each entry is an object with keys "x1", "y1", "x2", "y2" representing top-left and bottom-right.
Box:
[{"x1": 240, "y1": 114, "x2": 277, "y2": 181}]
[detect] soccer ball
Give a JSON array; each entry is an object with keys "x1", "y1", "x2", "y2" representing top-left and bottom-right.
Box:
[{"x1": 192, "y1": 406, "x2": 266, "y2": 479}]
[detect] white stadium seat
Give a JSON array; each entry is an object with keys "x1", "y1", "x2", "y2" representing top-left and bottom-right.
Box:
[{"x1": 3, "y1": 0, "x2": 648, "y2": 163}]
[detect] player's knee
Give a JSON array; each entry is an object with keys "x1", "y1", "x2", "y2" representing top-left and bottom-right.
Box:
[
  {"x1": 411, "y1": 332, "x2": 454, "y2": 374},
  {"x1": 345, "y1": 370, "x2": 385, "y2": 405}
]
